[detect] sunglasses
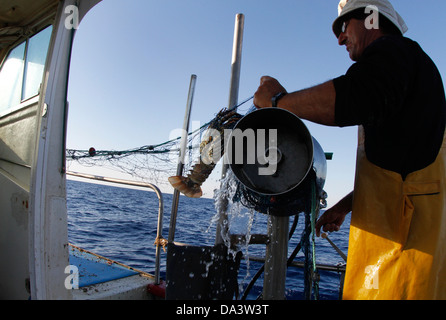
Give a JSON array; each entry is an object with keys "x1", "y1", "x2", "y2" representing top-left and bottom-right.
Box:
[{"x1": 341, "y1": 20, "x2": 350, "y2": 34}]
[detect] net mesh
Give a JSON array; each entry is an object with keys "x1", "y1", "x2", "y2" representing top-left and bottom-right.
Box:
[
  {"x1": 67, "y1": 125, "x2": 203, "y2": 186},
  {"x1": 66, "y1": 97, "x2": 254, "y2": 191}
]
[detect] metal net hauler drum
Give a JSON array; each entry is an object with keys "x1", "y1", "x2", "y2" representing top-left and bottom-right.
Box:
[{"x1": 226, "y1": 108, "x2": 327, "y2": 216}]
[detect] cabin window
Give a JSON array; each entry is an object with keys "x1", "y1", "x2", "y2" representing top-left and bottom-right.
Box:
[
  {"x1": 0, "y1": 25, "x2": 53, "y2": 115},
  {"x1": 22, "y1": 26, "x2": 53, "y2": 101},
  {"x1": 0, "y1": 42, "x2": 25, "y2": 113}
]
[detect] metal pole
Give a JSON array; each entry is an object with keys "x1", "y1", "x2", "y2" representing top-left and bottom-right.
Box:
[
  {"x1": 322, "y1": 232, "x2": 347, "y2": 262},
  {"x1": 227, "y1": 13, "x2": 245, "y2": 110},
  {"x1": 215, "y1": 13, "x2": 244, "y2": 245},
  {"x1": 263, "y1": 215, "x2": 289, "y2": 300},
  {"x1": 168, "y1": 74, "x2": 197, "y2": 243}
]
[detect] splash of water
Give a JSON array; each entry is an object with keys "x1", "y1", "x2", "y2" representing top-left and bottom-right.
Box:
[{"x1": 211, "y1": 169, "x2": 263, "y2": 292}]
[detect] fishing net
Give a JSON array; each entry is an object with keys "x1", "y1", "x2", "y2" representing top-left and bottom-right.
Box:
[
  {"x1": 66, "y1": 124, "x2": 204, "y2": 187},
  {"x1": 66, "y1": 97, "x2": 254, "y2": 190},
  {"x1": 232, "y1": 170, "x2": 319, "y2": 216},
  {"x1": 67, "y1": 96, "x2": 327, "y2": 217}
]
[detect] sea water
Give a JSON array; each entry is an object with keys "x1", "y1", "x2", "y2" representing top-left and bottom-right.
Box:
[{"x1": 67, "y1": 179, "x2": 350, "y2": 300}]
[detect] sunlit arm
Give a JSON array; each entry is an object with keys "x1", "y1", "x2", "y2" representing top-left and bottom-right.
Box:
[{"x1": 254, "y1": 76, "x2": 337, "y2": 126}]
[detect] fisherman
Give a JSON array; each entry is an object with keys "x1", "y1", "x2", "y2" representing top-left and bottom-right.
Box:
[{"x1": 254, "y1": 0, "x2": 446, "y2": 300}]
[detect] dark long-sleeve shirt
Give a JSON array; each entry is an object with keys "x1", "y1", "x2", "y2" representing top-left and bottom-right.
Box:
[{"x1": 333, "y1": 35, "x2": 446, "y2": 179}]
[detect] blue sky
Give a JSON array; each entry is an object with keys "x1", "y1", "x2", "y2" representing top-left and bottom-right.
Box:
[{"x1": 66, "y1": 0, "x2": 446, "y2": 205}]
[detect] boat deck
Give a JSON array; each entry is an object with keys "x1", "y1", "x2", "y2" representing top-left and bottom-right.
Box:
[{"x1": 68, "y1": 244, "x2": 157, "y2": 299}]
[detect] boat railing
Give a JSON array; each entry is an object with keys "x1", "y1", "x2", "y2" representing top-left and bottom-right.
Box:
[
  {"x1": 66, "y1": 171, "x2": 165, "y2": 284},
  {"x1": 66, "y1": 171, "x2": 348, "y2": 298}
]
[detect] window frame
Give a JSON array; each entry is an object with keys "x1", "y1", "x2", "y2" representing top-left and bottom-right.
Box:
[{"x1": 0, "y1": 25, "x2": 53, "y2": 118}]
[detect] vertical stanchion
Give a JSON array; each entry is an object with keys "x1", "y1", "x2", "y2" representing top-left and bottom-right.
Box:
[
  {"x1": 168, "y1": 74, "x2": 197, "y2": 243},
  {"x1": 263, "y1": 215, "x2": 289, "y2": 299},
  {"x1": 227, "y1": 13, "x2": 245, "y2": 110},
  {"x1": 215, "y1": 13, "x2": 244, "y2": 245}
]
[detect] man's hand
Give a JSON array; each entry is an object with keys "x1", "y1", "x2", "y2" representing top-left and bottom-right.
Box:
[
  {"x1": 315, "y1": 208, "x2": 348, "y2": 237},
  {"x1": 315, "y1": 191, "x2": 353, "y2": 237},
  {"x1": 254, "y1": 76, "x2": 287, "y2": 108}
]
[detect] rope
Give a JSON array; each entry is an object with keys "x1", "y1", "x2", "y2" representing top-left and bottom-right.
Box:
[
  {"x1": 310, "y1": 180, "x2": 320, "y2": 300},
  {"x1": 238, "y1": 173, "x2": 323, "y2": 300},
  {"x1": 154, "y1": 236, "x2": 168, "y2": 252}
]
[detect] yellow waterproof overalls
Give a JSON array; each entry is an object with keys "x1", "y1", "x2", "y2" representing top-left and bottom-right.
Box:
[{"x1": 343, "y1": 127, "x2": 446, "y2": 300}]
